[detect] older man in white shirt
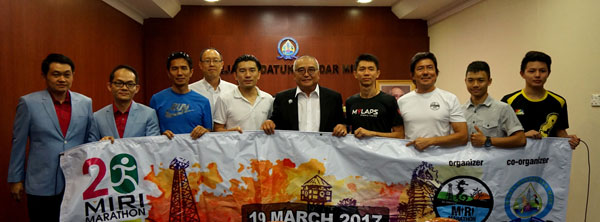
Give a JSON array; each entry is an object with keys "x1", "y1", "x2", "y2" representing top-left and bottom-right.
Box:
[
  {"x1": 190, "y1": 48, "x2": 237, "y2": 116},
  {"x1": 261, "y1": 55, "x2": 346, "y2": 136}
]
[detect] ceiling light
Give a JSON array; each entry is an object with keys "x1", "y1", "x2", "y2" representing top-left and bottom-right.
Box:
[
  {"x1": 205, "y1": 0, "x2": 219, "y2": 2},
  {"x1": 357, "y1": 0, "x2": 372, "y2": 3}
]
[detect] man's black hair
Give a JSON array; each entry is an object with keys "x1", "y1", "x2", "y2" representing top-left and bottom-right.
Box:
[
  {"x1": 166, "y1": 51, "x2": 193, "y2": 70},
  {"x1": 409, "y1": 52, "x2": 439, "y2": 75},
  {"x1": 41, "y1": 53, "x2": 74, "y2": 76},
  {"x1": 466, "y1": 61, "x2": 491, "y2": 79},
  {"x1": 520, "y1": 51, "x2": 551, "y2": 73},
  {"x1": 354, "y1": 53, "x2": 379, "y2": 69},
  {"x1": 110, "y1": 64, "x2": 139, "y2": 83},
  {"x1": 232, "y1": 54, "x2": 261, "y2": 73}
]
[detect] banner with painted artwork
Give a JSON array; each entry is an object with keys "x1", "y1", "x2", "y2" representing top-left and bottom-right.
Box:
[{"x1": 59, "y1": 131, "x2": 572, "y2": 222}]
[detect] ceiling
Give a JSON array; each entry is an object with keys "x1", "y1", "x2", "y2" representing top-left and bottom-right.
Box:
[
  {"x1": 179, "y1": 0, "x2": 400, "y2": 7},
  {"x1": 103, "y1": 0, "x2": 482, "y2": 25}
]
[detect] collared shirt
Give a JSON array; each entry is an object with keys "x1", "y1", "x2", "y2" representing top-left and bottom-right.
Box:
[
  {"x1": 113, "y1": 102, "x2": 132, "y2": 138},
  {"x1": 50, "y1": 91, "x2": 71, "y2": 137},
  {"x1": 295, "y1": 85, "x2": 321, "y2": 132},
  {"x1": 189, "y1": 78, "x2": 237, "y2": 115},
  {"x1": 213, "y1": 87, "x2": 274, "y2": 130},
  {"x1": 463, "y1": 95, "x2": 524, "y2": 138}
]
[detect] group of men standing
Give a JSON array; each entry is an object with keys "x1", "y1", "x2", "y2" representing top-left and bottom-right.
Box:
[{"x1": 7, "y1": 49, "x2": 579, "y2": 221}]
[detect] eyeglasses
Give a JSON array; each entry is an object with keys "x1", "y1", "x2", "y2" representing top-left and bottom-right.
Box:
[
  {"x1": 112, "y1": 81, "x2": 137, "y2": 89},
  {"x1": 201, "y1": 59, "x2": 223, "y2": 64},
  {"x1": 295, "y1": 67, "x2": 318, "y2": 75}
]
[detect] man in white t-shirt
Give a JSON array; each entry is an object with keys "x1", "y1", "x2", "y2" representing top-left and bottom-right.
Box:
[
  {"x1": 397, "y1": 52, "x2": 468, "y2": 150},
  {"x1": 190, "y1": 48, "x2": 237, "y2": 116},
  {"x1": 213, "y1": 55, "x2": 273, "y2": 132}
]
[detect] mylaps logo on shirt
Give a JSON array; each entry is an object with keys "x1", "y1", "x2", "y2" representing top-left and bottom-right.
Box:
[{"x1": 352, "y1": 108, "x2": 379, "y2": 117}]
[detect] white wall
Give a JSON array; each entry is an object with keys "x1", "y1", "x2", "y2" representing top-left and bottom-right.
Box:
[{"x1": 429, "y1": 0, "x2": 600, "y2": 220}]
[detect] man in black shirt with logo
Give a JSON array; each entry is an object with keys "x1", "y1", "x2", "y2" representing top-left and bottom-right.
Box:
[{"x1": 345, "y1": 53, "x2": 403, "y2": 138}]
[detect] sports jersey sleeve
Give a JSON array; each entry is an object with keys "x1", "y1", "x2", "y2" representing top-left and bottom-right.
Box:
[
  {"x1": 149, "y1": 95, "x2": 166, "y2": 133},
  {"x1": 201, "y1": 100, "x2": 213, "y2": 130},
  {"x1": 500, "y1": 95, "x2": 509, "y2": 103},
  {"x1": 556, "y1": 101, "x2": 569, "y2": 130}
]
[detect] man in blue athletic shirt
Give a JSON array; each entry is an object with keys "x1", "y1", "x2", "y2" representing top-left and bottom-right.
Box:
[{"x1": 150, "y1": 51, "x2": 212, "y2": 139}]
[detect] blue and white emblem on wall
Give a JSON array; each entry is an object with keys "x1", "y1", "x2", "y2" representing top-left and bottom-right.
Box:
[{"x1": 277, "y1": 37, "x2": 299, "y2": 60}]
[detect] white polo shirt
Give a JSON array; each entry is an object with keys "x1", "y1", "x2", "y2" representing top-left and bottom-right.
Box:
[
  {"x1": 190, "y1": 78, "x2": 237, "y2": 115},
  {"x1": 213, "y1": 87, "x2": 274, "y2": 130}
]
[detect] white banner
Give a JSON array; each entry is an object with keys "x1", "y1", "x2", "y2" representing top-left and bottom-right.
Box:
[{"x1": 60, "y1": 131, "x2": 572, "y2": 222}]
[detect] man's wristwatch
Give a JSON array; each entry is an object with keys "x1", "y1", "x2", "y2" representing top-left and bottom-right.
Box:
[{"x1": 484, "y1": 136, "x2": 492, "y2": 147}]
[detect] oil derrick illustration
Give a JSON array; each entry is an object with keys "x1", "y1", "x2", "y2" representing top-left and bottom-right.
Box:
[
  {"x1": 301, "y1": 173, "x2": 332, "y2": 211},
  {"x1": 399, "y1": 162, "x2": 440, "y2": 222},
  {"x1": 169, "y1": 157, "x2": 200, "y2": 222}
]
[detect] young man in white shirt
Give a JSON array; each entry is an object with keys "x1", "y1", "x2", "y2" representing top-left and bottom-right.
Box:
[{"x1": 213, "y1": 55, "x2": 273, "y2": 132}]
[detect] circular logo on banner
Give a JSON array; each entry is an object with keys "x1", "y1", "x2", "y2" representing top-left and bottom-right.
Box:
[
  {"x1": 504, "y1": 176, "x2": 554, "y2": 220},
  {"x1": 277, "y1": 37, "x2": 299, "y2": 60},
  {"x1": 433, "y1": 176, "x2": 493, "y2": 222}
]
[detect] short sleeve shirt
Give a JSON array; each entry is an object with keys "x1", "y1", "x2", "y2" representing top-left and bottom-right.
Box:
[
  {"x1": 398, "y1": 88, "x2": 466, "y2": 140},
  {"x1": 501, "y1": 89, "x2": 568, "y2": 137},
  {"x1": 345, "y1": 92, "x2": 403, "y2": 133},
  {"x1": 150, "y1": 88, "x2": 213, "y2": 133},
  {"x1": 190, "y1": 78, "x2": 237, "y2": 116},
  {"x1": 462, "y1": 96, "x2": 524, "y2": 138},
  {"x1": 213, "y1": 87, "x2": 273, "y2": 130}
]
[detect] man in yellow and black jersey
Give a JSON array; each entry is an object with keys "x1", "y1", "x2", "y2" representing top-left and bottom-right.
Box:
[{"x1": 501, "y1": 51, "x2": 579, "y2": 148}]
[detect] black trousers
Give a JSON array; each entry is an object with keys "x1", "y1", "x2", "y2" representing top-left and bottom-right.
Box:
[{"x1": 27, "y1": 193, "x2": 63, "y2": 222}]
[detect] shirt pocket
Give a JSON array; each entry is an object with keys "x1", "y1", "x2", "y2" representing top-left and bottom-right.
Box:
[{"x1": 481, "y1": 121, "x2": 499, "y2": 132}]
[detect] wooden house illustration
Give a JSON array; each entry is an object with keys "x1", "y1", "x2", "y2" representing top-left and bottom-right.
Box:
[{"x1": 301, "y1": 174, "x2": 332, "y2": 205}]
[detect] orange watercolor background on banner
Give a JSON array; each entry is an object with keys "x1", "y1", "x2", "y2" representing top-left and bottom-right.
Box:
[{"x1": 144, "y1": 158, "x2": 416, "y2": 222}]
